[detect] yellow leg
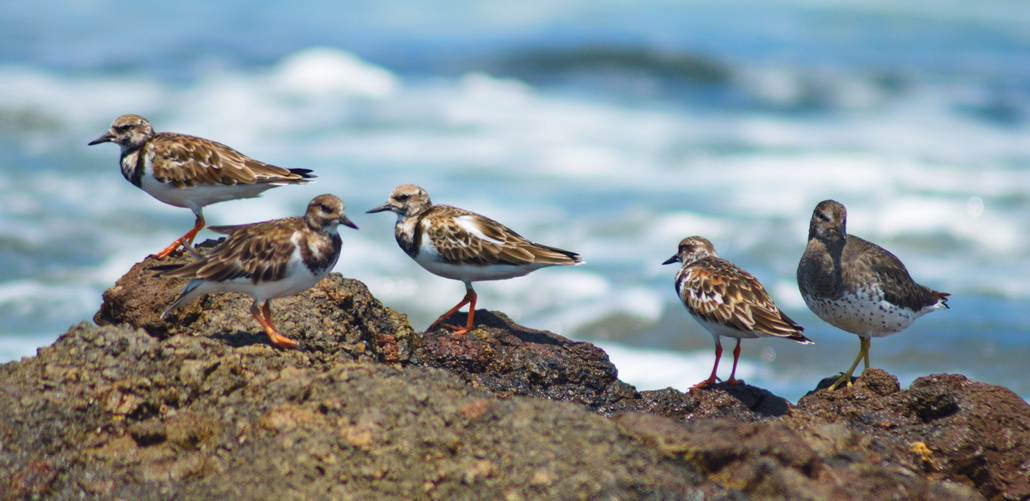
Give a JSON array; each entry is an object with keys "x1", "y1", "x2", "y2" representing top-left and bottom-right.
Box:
[{"x1": 829, "y1": 336, "x2": 870, "y2": 390}]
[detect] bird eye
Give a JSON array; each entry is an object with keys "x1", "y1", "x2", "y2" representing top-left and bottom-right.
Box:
[
  {"x1": 817, "y1": 211, "x2": 831, "y2": 222},
  {"x1": 319, "y1": 204, "x2": 332, "y2": 212},
  {"x1": 115, "y1": 124, "x2": 132, "y2": 132},
  {"x1": 396, "y1": 194, "x2": 410, "y2": 201}
]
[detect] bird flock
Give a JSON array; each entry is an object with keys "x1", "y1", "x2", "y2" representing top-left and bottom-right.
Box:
[{"x1": 89, "y1": 114, "x2": 949, "y2": 391}]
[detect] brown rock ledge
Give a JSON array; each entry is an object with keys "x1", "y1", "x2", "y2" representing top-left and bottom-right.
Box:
[{"x1": 1, "y1": 246, "x2": 1026, "y2": 500}]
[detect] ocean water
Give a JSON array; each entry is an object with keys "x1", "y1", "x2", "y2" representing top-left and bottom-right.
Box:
[{"x1": 1, "y1": 0, "x2": 1028, "y2": 402}]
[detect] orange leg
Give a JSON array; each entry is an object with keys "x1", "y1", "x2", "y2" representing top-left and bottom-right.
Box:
[
  {"x1": 250, "y1": 301, "x2": 299, "y2": 349},
  {"x1": 428, "y1": 284, "x2": 477, "y2": 335},
  {"x1": 725, "y1": 339, "x2": 745, "y2": 385},
  {"x1": 154, "y1": 212, "x2": 206, "y2": 259},
  {"x1": 691, "y1": 339, "x2": 723, "y2": 389}
]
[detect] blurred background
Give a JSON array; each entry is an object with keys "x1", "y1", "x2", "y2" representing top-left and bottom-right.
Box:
[{"x1": 1, "y1": 0, "x2": 1027, "y2": 401}]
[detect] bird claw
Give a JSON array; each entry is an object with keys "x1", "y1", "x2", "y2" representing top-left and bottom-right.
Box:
[
  {"x1": 827, "y1": 374, "x2": 855, "y2": 391},
  {"x1": 690, "y1": 377, "x2": 721, "y2": 389},
  {"x1": 441, "y1": 323, "x2": 470, "y2": 335}
]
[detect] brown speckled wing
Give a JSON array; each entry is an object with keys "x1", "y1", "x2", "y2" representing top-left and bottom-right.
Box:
[
  {"x1": 148, "y1": 133, "x2": 306, "y2": 188},
  {"x1": 425, "y1": 207, "x2": 580, "y2": 266},
  {"x1": 843, "y1": 235, "x2": 947, "y2": 312},
  {"x1": 206, "y1": 223, "x2": 247, "y2": 235},
  {"x1": 158, "y1": 217, "x2": 304, "y2": 284},
  {"x1": 680, "y1": 259, "x2": 808, "y2": 340}
]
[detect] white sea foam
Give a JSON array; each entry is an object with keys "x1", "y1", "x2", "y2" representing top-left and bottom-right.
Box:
[
  {"x1": 596, "y1": 342, "x2": 767, "y2": 393},
  {"x1": 0, "y1": 280, "x2": 99, "y2": 323},
  {"x1": 273, "y1": 47, "x2": 400, "y2": 99}
]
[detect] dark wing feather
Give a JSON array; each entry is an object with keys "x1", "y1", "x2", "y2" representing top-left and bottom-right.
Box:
[
  {"x1": 843, "y1": 235, "x2": 947, "y2": 311},
  {"x1": 681, "y1": 259, "x2": 809, "y2": 341},
  {"x1": 148, "y1": 133, "x2": 311, "y2": 188},
  {"x1": 155, "y1": 217, "x2": 303, "y2": 284},
  {"x1": 427, "y1": 208, "x2": 581, "y2": 266}
]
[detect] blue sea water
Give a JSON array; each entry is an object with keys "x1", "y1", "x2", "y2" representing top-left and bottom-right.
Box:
[{"x1": 1, "y1": 0, "x2": 1028, "y2": 402}]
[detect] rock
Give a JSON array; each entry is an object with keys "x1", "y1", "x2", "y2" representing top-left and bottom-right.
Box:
[
  {"x1": 608, "y1": 383, "x2": 794, "y2": 422},
  {"x1": 2, "y1": 247, "x2": 1027, "y2": 500},
  {"x1": 409, "y1": 309, "x2": 639, "y2": 408},
  {"x1": 0, "y1": 323, "x2": 714, "y2": 499},
  {"x1": 613, "y1": 412, "x2": 979, "y2": 500},
  {"x1": 797, "y1": 368, "x2": 1030, "y2": 501}
]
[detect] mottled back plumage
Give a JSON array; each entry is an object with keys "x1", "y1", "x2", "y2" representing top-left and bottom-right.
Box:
[
  {"x1": 152, "y1": 194, "x2": 357, "y2": 349},
  {"x1": 664, "y1": 236, "x2": 810, "y2": 388},
  {"x1": 88, "y1": 114, "x2": 316, "y2": 258},
  {"x1": 798, "y1": 199, "x2": 949, "y2": 335},
  {"x1": 91, "y1": 114, "x2": 314, "y2": 190},
  {"x1": 369, "y1": 184, "x2": 582, "y2": 272},
  {"x1": 667, "y1": 236, "x2": 809, "y2": 342},
  {"x1": 367, "y1": 184, "x2": 582, "y2": 334}
]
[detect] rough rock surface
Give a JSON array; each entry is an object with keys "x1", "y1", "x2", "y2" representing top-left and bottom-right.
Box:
[{"x1": 2, "y1": 246, "x2": 1027, "y2": 500}]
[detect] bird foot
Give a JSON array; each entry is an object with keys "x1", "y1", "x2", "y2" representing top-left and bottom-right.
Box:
[
  {"x1": 690, "y1": 377, "x2": 721, "y2": 390},
  {"x1": 266, "y1": 330, "x2": 300, "y2": 349},
  {"x1": 441, "y1": 323, "x2": 471, "y2": 335},
  {"x1": 153, "y1": 239, "x2": 188, "y2": 259},
  {"x1": 827, "y1": 374, "x2": 855, "y2": 391},
  {"x1": 426, "y1": 318, "x2": 473, "y2": 335}
]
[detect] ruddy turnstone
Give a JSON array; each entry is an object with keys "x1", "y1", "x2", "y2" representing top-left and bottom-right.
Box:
[
  {"x1": 88, "y1": 114, "x2": 315, "y2": 258},
  {"x1": 152, "y1": 194, "x2": 357, "y2": 348},
  {"x1": 367, "y1": 184, "x2": 583, "y2": 335},
  {"x1": 663, "y1": 236, "x2": 812, "y2": 388},
  {"x1": 797, "y1": 200, "x2": 950, "y2": 390}
]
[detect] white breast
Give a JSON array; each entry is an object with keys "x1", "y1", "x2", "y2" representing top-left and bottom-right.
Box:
[
  {"x1": 691, "y1": 315, "x2": 764, "y2": 341},
  {"x1": 803, "y1": 288, "x2": 927, "y2": 338},
  {"x1": 138, "y1": 157, "x2": 277, "y2": 211},
  {"x1": 412, "y1": 248, "x2": 548, "y2": 282},
  {"x1": 193, "y1": 244, "x2": 327, "y2": 302}
]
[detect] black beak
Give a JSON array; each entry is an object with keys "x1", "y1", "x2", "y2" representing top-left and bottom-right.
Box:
[
  {"x1": 88, "y1": 132, "x2": 114, "y2": 146},
  {"x1": 662, "y1": 255, "x2": 680, "y2": 265},
  {"x1": 366, "y1": 202, "x2": 393, "y2": 214},
  {"x1": 340, "y1": 214, "x2": 359, "y2": 230}
]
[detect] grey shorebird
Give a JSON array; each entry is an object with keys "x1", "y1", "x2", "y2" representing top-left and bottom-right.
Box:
[{"x1": 798, "y1": 200, "x2": 950, "y2": 390}]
